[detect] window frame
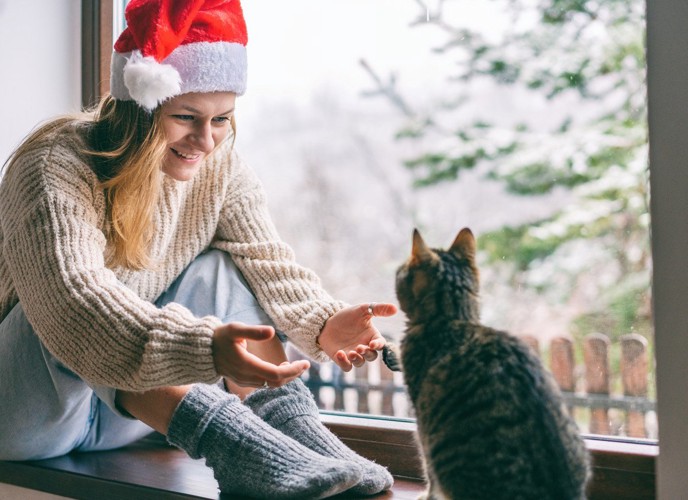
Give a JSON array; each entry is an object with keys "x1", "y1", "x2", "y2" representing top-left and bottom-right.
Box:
[
  {"x1": 321, "y1": 413, "x2": 657, "y2": 497},
  {"x1": 81, "y1": 0, "x2": 113, "y2": 109},
  {"x1": 81, "y1": 0, "x2": 688, "y2": 497},
  {"x1": 646, "y1": 0, "x2": 688, "y2": 498}
]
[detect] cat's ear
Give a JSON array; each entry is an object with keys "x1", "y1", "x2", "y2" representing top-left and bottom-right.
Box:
[
  {"x1": 411, "y1": 228, "x2": 437, "y2": 264},
  {"x1": 450, "y1": 227, "x2": 476, "y2": 260}
]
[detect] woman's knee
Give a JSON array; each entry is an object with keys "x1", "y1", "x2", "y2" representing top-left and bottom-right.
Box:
[{"x1": 157, "y1": 250, "x2": 275, "y2": 326}]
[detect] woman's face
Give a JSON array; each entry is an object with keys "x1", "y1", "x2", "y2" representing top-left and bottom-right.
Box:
[{"x1": 159, "y1": 91, "x2": 236, "y2": 181}]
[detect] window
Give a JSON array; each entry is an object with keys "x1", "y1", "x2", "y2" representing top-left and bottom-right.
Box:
[
  {"x1": 236, "y1": 0, "x2": 657, "y2": 444},
  {"x1": 103, "y1": 0, "x2": 655, "y2": 433},
  {"x1": 87, "y1": 0, "x2": 688, "y2": 495}
]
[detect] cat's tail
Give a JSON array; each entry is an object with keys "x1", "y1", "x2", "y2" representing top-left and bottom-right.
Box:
[{"x1": 381, "y1": 342, "x2": 402, "y2": 372}]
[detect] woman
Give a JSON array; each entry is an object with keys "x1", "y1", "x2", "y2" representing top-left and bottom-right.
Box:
[{"x1": 0, "y1": 1, "x2": 396, "y2": 498}]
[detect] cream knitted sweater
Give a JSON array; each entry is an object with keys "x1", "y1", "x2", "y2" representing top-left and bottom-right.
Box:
[{"x1": 0, "y1": 128, "x2": 345, "y2": 391}]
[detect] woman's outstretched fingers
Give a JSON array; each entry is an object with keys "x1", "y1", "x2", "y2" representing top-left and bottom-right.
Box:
[
  {"x1": 348, "y1": 351, "x2": 365, "y2": 368},
  {"x1": 335, "y1": 350, "x2": 353, "y2": 372},
  {"x1": 219, "y1": 322, "x2": 275, "y2": 341},
  {"x1": 365, "y1": 302, "x2": 398, "y2": 318},
  {"x1": 239, "y1": 358, "x2": 309, "y2": 387},
  {"x1": 356, "y1": 345, "x2": 379, "y2": 362},
  {"x1": 368, "y1": 338, "x2": 386, "y2": 351},
  {"x1": 262, "y1": 359, "x2": 310, "y2": 382},
  {"x1": 363, "y1": 349, "x2": 378, "y2": 362}
]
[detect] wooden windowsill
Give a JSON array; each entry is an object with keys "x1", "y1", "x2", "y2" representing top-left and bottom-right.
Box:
[
  {"x1": 320, "y1": 413, "x2": 658, "y2": 499},
  {"x1": 0, "y1": 413, "x2": 656, "y2": 499},
  {"x1": 0, "y1": 438, "x2": 424, "y2": 500},
  {"x1": 0, "y1": 426, "x2": 424, "y2": 499}
]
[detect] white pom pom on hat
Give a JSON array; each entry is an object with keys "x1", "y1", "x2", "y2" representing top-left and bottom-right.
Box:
[
  {"x1": 110, "y1": 0, "x2": 248, "y2": 111},
  {"x1": 121, "y1": 52, "x2": 181, "y2": 110}
]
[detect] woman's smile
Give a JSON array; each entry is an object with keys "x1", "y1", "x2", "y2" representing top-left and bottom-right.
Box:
[
  {"x1": 160, "y1": 92, "x2": 236, "y2": 181},
  {"x1": 171, "y1": 148, "x2": 202, "y2": 161}
]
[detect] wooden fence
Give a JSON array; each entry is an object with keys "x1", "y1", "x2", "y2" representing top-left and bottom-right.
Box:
[{"x1": 291, "y1": 332, "x2": 656, "y2": 439}]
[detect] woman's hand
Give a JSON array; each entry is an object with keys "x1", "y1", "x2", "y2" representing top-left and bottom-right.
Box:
[
  {"x1": 212, "y1": 322, "x2": 309, "y2": 387},
  {"x1": 317, "y1": 303, "x2": 398, "y2": 372}
]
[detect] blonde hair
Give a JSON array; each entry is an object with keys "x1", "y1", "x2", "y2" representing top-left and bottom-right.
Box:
[
  {"x1": 4, "y1": 95, "x2": 237, "y2": 270},
  {"x1": 89, "y1": 96, "x2": 168, "y2": 269},
  {"x1": 3, "y1": 96, "x2": 166, "y2": 270}
]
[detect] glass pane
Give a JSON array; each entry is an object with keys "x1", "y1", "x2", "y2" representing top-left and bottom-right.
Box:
[
  {"x1": 118, "y1": 0, "x2": 654, "y2": 440},
  {"x1": 113, "y1": 0, "x2": 127, "y2": 36},
  {"x1": 240, "y1": 0, "x2": 654, "y2": 440}
]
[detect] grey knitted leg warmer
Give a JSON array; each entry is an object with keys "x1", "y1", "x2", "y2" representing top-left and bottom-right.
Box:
[
  {"x1": 166, "y1": 384, "x2": 361, "y2": 499},
  {"x1": 244, "y1": 378, "x2": 394, "y2": 496}
]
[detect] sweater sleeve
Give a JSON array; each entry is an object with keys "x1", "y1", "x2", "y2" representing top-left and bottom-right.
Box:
[
  {"x1": 0, "y1": 144, "x2": 221, "y2": 391},
  {"x1": 211, "y1": 150, "x2": 347, "y2": 361}
]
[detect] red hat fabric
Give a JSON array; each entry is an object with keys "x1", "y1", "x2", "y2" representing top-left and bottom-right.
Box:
[{"x1": 110, "y1": 0, "x2": 248, "y2": 110}]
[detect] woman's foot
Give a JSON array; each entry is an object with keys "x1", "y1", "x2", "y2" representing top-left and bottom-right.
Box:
[
  {"x1": 245, "y1": 379, "x2": 394, "y2": 496},
  {"x1": 167, "y1": 384, "x2": 361, "y2": 499}
]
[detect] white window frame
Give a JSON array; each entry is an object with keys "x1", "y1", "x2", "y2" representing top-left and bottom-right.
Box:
[{"x1": 646, "y1": 0, "x2": 688, "y2": 497}]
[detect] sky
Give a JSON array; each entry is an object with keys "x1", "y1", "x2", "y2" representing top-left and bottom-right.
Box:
[
  {"x1": 241, "y1": 1, "x2": 447, "y2": 106},
  {"x1": 239, "y1": 1, "x2": 508, "y2": 107}
]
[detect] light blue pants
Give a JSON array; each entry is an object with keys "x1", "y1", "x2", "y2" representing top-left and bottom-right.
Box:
[{"x1": 0, "y1": 250, "x2": 276, "y2": 461}]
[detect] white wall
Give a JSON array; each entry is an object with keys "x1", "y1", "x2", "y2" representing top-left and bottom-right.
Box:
[{"x1": 0, "y1": 0, "x2": 81, "y2": 165}]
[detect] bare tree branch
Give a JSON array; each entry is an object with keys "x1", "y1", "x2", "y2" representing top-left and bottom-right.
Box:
[{"x1": 359, "y1": 58, "x2": 416, "y2": 119}]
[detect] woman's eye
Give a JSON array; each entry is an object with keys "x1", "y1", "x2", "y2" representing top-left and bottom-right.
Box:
[
  {"x1": 212, "y1": 116, "x2": 231, "y2": 123},
  {"x1": 173, "y1": 115, "x2": 194, "y2": 121}
]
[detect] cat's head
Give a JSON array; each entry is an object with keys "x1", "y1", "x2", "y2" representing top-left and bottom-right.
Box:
[{"x1": 395, "y1": 227, "x2": 480, "y2": 324}]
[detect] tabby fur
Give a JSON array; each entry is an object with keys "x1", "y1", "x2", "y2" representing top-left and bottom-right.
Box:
[{"x1": 383, "y1": 228, "x2": 591, "y2": 500}]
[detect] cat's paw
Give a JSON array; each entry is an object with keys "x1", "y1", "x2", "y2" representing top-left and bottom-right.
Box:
[{"x1": 382, "y1": 343, "x2": 402, "y2": 372}]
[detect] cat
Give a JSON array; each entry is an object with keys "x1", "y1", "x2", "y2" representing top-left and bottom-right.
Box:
[{"x1": 382, "y1": 228, "x2": 590, "y2": 500}]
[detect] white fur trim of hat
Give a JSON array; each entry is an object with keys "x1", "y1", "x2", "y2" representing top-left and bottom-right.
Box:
[{"x1": 110, "y1": 0, "x2": 248, "y2": 110}]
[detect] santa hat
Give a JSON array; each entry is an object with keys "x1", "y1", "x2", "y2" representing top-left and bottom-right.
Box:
[{"x1": 110, "y1": 0, "x2": 248, "y2": 111}]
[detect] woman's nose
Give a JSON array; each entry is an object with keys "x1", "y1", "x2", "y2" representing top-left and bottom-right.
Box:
[{"x1": 191, "y1": 122, "x2": 214, "y2": 152}]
